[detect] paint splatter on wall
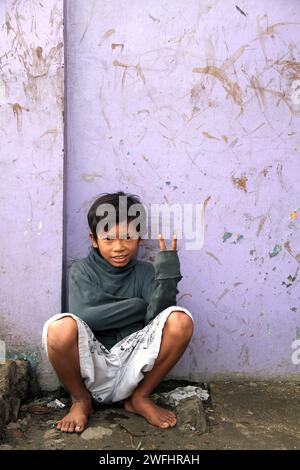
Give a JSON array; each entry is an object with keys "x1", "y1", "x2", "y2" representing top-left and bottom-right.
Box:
[
  {"x1": 0, "y1": 1, "x2": 64, "y2": 390},
  {"x1": 2, "y1": 0, "x2": 300, "y2": 393}
]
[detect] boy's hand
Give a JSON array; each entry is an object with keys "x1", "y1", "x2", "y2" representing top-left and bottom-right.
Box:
[{"x1": 158, "y1": 234, "x2": 177, "y2": 251}]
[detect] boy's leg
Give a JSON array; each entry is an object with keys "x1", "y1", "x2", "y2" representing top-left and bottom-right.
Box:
[
  {"x1": 46, "y1": 316, "x2": 93, "y2": 433},
  {"x1": 124, "y1": 311, "x2": 194, "y2": 429}
]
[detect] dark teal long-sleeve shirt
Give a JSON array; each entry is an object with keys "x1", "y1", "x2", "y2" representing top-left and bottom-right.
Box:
[{"x1": 68, "y1": 247, "x2": 182, "y2": 350}]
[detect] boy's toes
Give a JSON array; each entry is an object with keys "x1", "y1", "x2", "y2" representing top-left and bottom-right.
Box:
[
  {"x1": 169, "y1": 414, "x2": 177, "y2": 426},
  {"x1": 163, "y1": 413, "x2": 177, "y2": 427},
  {"x1": 157, "y1": 412, "x2": 176, "y2": 428},
  {"x1": 67, "y1": 421, "x2": 76, "y2": 433},
  {"x1": 55, "y1": 418, "x2": 84, "y2": 433},
  {"x1": 166, "y1": 410, "x2": 176, "y2": 420},
  {"x1": 62, "y1": 421, "x2": 70, "y2": 432},
  {"x1": 167, "y1": 417, "x2": 176, "y2": 427},
  {"x1": 159, "y1": 421, "x2": 170, "y2": 428},
  {"x1": 75, "y1": 423, "x2": 84, "y2": 433},
  {"x1": 159, "y1": 417, "x2": 174, "y2": 428}
]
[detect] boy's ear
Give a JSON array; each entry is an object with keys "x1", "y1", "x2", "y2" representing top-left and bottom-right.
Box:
[{"x1": 89, "y1": 232, "x2": 98, "y2": 248}]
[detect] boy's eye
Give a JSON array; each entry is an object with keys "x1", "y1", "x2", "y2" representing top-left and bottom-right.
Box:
[
  {"x1": 101, "y1": 234, "x2": 133, "y2": 241},
  {"x1": 119, "y1": 234, "x2": 132, "y2": 240}
]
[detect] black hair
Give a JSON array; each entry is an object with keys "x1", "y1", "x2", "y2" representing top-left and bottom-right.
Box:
[{"x1": 87, "y1": 191, "x2": 147, "y2": 241}]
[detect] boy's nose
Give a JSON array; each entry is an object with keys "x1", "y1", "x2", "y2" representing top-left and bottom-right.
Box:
[{"x1": 113, "y1": 239, "x2": 125, "y2": 251}]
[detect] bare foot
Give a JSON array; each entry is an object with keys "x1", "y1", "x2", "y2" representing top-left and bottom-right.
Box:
[
  {"x1": 56, "y1": 397, "x2": 93, "y2": 433},
  {"x1": 124, "y1": 394, "x2": 177, "y2": 429}
]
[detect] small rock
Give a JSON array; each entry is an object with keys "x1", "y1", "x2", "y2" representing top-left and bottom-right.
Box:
[
  {"x1": 43, "y1": 428, "x2": 60, "y2": 440},
  {"x1": 6, "y1": 428, "x2": 24, "y2": 439},
  {"x1": 176, "y1": 396, "x2": 208, "y2": 434},
  {"x1": 17, "y1": 417, "x2": 30, "y2": 432},
  {"x1": 6, "y1": 422, "x2": 20, "y2": 430},
  {"x1": 81, "y1": 425, "x2": 113, "y2": 441}
]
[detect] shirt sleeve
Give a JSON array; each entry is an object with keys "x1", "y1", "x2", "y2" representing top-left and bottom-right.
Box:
[
  {"x1": 68, "y1": 263, "x2": 147, "y2": 331},
  {"x1": 141, "y1": 250, "x2": 182, "y2": 325}
]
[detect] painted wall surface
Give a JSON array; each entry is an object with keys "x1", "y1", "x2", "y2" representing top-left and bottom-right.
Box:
[
  {"x1": 1, "y1": 0, "x2": 299, "y2": 391},
  {"x1": 66, "y1": 0, "x2": 300, "y2": 381},
  {"x1": 0, "y1": 1, "x2": 64, "y2": 389}
]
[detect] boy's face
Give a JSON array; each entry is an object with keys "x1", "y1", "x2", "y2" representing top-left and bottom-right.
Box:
[{"x1": 90, "y1": 221, "x2": 141, "y2": 268}]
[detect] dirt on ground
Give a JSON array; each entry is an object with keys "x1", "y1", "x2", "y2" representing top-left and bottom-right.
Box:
[{"x1": 0, "y1": 380, "x2": 300, "y2": 451}]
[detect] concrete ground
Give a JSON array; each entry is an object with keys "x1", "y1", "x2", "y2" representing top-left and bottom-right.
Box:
[{"x1": 0, "y1": 380, "x2": 300, "y2": 450}]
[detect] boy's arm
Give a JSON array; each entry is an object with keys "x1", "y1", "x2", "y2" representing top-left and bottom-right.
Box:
[
  {"x1": 69, "y1": 264, "x2": 147, "y2": 331},
  {"x1": 142, "y1": 235, "x2": 182, "y2": 325}
]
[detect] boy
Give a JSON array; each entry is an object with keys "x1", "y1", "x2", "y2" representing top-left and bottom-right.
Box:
[{"x1": 42, "y1": 192, "x2": 194, "y2": 432}]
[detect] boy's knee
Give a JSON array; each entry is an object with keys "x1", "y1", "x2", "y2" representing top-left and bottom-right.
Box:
[
  {"x1": 47, "y1": 316, "x2": 78, "y2": 350},
  {"x1": 164, "y1": 310, "x2": 194, "y2": 341}
]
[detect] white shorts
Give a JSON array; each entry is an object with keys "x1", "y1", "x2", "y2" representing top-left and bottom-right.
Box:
[{"x1": 42, "y1": 306, "x2": 193, "y2": 404}]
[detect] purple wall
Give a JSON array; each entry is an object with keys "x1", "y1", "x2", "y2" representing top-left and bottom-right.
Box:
[
  {"x1": 0, "y1": 0, "x2": 64, "y2": 389},
  {"x1": 0, "y1": 1, "x2": 299, "y2": 391},
  {"x1": 66, "y1": 0, "x2": 300, "y2": 381}
]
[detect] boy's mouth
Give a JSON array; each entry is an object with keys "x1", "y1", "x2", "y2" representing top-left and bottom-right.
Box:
[{"x1": 112, "y1": 255, "x2": 128, "y2": 263}]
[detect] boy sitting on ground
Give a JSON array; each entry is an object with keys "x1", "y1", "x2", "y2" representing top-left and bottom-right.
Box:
[{"x1": 42, "y1": 191, "x2": 194, "y2": 432}]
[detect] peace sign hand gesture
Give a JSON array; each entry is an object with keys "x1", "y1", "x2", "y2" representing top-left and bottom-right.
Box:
[{"x1": 158, "y1": 234, "x2": 177, "y2": 251}]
